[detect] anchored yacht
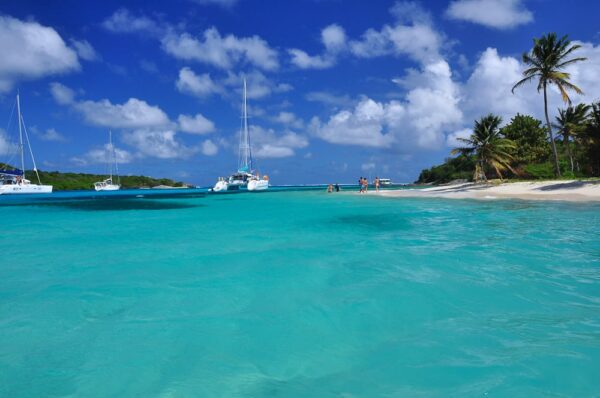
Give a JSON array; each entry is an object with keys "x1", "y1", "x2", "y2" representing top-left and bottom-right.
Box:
[
  {"x1": 0, "y1": 93, "x2": 53, "y2": 195},
  {"x1": 212, "y1": 78, "x2": 269, "y2": 192},
  {"x1": 94, "y1": 130, "x2": 121, "y2": 191}
]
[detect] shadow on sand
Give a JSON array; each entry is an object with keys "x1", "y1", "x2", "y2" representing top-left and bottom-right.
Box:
[
  {"x1": 422, "y1": 183, "x2": 490, "y2": 193},
  {"x1": 536, "y1": 181, "x2": 600, "y2": 191}
]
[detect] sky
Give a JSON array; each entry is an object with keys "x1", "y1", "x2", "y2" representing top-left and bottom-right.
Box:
[{"x1": 0, "y1": 0, "x2": 599, "y2": 186}]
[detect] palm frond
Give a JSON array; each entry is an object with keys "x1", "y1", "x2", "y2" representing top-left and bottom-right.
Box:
[
  {"x1": 558, "y1": 79, "x2": 584, "y2": 95},
  {"x1": 512, "y1": 75, "x2": 536, "y2": 93},
  {"x1": 556, "y1": 56, "x2": 587, "y2": 68}
]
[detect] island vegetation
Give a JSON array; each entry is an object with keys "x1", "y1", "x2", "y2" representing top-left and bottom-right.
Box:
[
  {"x1": 0, "y1": 162, "x2": 186, "y2": 191},
  {"x1": 417, "y1": 33, "x2": 600, "y2": 184}
]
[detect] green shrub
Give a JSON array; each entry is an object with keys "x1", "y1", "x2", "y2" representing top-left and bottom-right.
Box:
[
  {"x1": 416, "y1": 155, "x2": 475, "y2": 183},
  {"x1": 523, "y1": 163, "x2": 555, "y2": 179}
]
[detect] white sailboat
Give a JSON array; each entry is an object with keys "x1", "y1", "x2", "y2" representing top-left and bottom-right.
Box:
[
  {"x1": 212, "y1": 78, "x2": 269, "y2": 192},
  {"x1": 94, "y1": 130, "x2": 121, "y2": 191},
  {"x1": 0, "y1": 93, "x2": 53, "y2": 195}
]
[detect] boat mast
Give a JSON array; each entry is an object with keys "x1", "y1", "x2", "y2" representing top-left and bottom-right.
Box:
[
  {"x1": 16, "y1": 92, "x2": 25, "y2": 178},
  {"x1": 238, "y1": 78, "x2": 252, "y2": 173},
  {"x1": 108, "y1": 130, "x2": 113, "y2": 181},
  {"x1": 112, "y1": 130, "x2": 120, "y2": 185}
]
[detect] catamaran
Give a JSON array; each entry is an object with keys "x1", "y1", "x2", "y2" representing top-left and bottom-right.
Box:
[
  {"x1": 0, "y1": 93, "x2": 53, "y2": 195},
  {"x1": 94, "y1": 130, "x2": 121, "y2": 191},
  {"x1": 212, "y1": 78, "x2": 269, "y2": 192}
]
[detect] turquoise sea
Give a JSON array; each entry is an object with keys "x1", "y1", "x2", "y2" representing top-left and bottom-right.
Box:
[{"x1": 1, "y1": 190, "x2": 599, "y2": 397}]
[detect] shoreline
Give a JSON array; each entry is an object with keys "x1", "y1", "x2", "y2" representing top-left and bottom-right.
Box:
[{"x1": 369, "y1": 180, "x2": 600, "y2": 202}]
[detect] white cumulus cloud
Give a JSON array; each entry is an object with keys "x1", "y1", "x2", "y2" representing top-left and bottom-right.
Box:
[
  {"x1": 458, "y1": 42, "x2": 600, "y2": 139},
  {"x1": 563, "y1": 41, "x2": 600, "y2": 105},
  {"x1": 70, "y1": 39, "x2": 99, "y2": 61},
  {"x1": 446, "y1": 128, "x2": 472, "y2": 147},
  {"x1": 288, "y1": 24, "x2": 346, "y2": 69},
  {"x1": 39, "y1": 128, "x2": 67, "y2": 142},
  {"x1": 312, "y1": 60, "x2": 462, "y2": 150},
  {"x1": 310, "y1": 98, "x2": 397, "y2": 148},
  {"x1": 446, "y1": 0, "x2": 533, "y2": 29},
  {"x1": 0, "y1": 15, "x2": 80, "y2": 93},
  {"x1": 71, "y1": 143, "x2": 133, "y2": 166},
  {"x1": 122, "y1": 129, "x2": 197, "y2": 159},
  {"x1": 103, "y1": 9, "x2": 278, "y2": 72},
  {"x1": 322, "y1": 24, "x2": 347, "y2": 52},
  {"x1": 250, "y1": 126, "x2": 308, "y2": 158},
  {"x1": 102, "y1": 8, "x2": 162, "y2": 36},
  {"x1": 288, "y1": 49, "x2": 336, "y2": 69},
  {"x1": 176, "y1": 67, "x2": 291, "y2": 100},
  {"x1": 49, "y1": 83, "x2": 220, "y2": 161},
  {"x1": 162, "y1": 27, "x2": 279, "y2": 71},
  {"x1": 201, "y1": 139, "x2": 219, "y2": 156},
  {"x1": 463, "y1": 48, "x2": 536, "y2": 123},
  {"x1": 346, "y1": 1, "x2": 443, "y2": 64},
  {"x1": 222, "y1": 70, "x2": 292, "y2": 99},
  {"x1": 74, "y1": 98, "x2": 171, "y2": 129},
  {"x1": 49, "y1": 82, "x2": 76, "y2": 105},
  {"x1": 176, "y1": 67, "x2": 222, "y2": 98},
  {"x1": 273, "y1": 111, "x2": 304, "y2": 129},
  {"x1": 49, "y1": 83, "x2": 171, "y2": 129},
  {"x1": 178, "y1": 113, "x2": 216, "y2": 135}
]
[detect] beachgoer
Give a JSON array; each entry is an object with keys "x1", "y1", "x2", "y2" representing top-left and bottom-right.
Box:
[
  {"x1": 358, "y1": 177, "x2": 363, "y2": 193},
  {"x1": 363, "y1": 177, "x2": 368, "y2": 193},
  {"x1": 375, "y1": 177, "x2": 380, "y2": 192},
  {"x1": 327, "y1": 184, "x2": 333, "y2": 193},
  {"x1": 335, "y1": 183, "x2": 340, "y2": 192}
]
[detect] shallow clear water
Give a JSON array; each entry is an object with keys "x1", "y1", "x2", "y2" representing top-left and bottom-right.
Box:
[{"x1": 1, "y1": 191, "x2": 599, "y2": 397}]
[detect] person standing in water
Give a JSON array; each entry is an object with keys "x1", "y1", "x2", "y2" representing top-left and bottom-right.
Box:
[
  {"x1": 375, "y1": 177, "x2": 380, "y2": 192},
  {"x1": 335, "y1": 183, "x2": 340, "y2": 192}
]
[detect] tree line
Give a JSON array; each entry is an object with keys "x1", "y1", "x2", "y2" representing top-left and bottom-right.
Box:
[
  {"x1": 0, "y1": 163, "x2": 186, "y2": 191},
  {"x1": 417, "y1": 33, "x2": 599, "y2": 184}
]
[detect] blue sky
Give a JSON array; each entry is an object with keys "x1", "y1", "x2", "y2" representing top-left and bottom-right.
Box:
[{"x1": 0, "y1": 0, "x2": 598, "y2": 185}]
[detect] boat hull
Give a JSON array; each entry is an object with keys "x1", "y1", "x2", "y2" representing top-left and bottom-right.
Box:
[
  {"x1": 247, "y1": 180, "x2": 269, "y2": 191},
  {"x1": 0, "y1": 184, "x2": 53, "y2": 195},
  {"x1": 94, "y1": 184, "x2": 120, "y2": 191},
  {"x1": 212, "y1": 180, "x2": 230, "y2": 192}
]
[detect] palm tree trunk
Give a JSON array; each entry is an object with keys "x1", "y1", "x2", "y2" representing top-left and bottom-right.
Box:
[
  {"x1": 564, "y1": 134, "x2": 574, "y2": 173},
  {"x1": 573, "y1": 139, "x2": 581, "y2": 172},
  {"x1": 543, "y1": 83, "x2": 561, "y2": 177},
  {"x1": 480, "y1": 159, "x2": 487, "y2": 182}
]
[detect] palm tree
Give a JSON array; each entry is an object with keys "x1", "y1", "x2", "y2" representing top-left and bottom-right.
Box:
[
  {"x1": 512, "y1": 33, "x2": 587, "y2": 177},
  {"x1": 451, "y1": 114, "x2": 516, "y2": 181},
  {"x1": 582, "y1": 102, "x2": 600, "y2": 175},
  {"x1": 554, "y1": 103, "x2": 590, "y2": 172}
]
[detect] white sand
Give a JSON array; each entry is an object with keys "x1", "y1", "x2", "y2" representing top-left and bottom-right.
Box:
[{"x1": 372, "y1": 180, "x2": 600, "y2": 202}]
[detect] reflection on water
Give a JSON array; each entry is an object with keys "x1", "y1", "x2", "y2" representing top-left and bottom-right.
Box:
[
  {"x1": 334, "y1": 214, "x2": 409, "y2": 231},
  {"x1": 29, "y1": 199, "x2": 200, "y2": 211}
]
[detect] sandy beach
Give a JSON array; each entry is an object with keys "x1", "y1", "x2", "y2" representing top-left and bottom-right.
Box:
[{"x1": 373, "y1": 180, "x2": 600, "y2": 202}]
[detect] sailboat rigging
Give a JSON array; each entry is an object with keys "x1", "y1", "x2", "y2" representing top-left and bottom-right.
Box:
[
  {"x1": 94, "y1": 130, "x2": 121, "y2": 191},
  {"x1": 212, "y1": 78, "x2": 269, "y2": 192},
  {"x1": 0, "y1": 93, "x2": 53, "y2": 195}
]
